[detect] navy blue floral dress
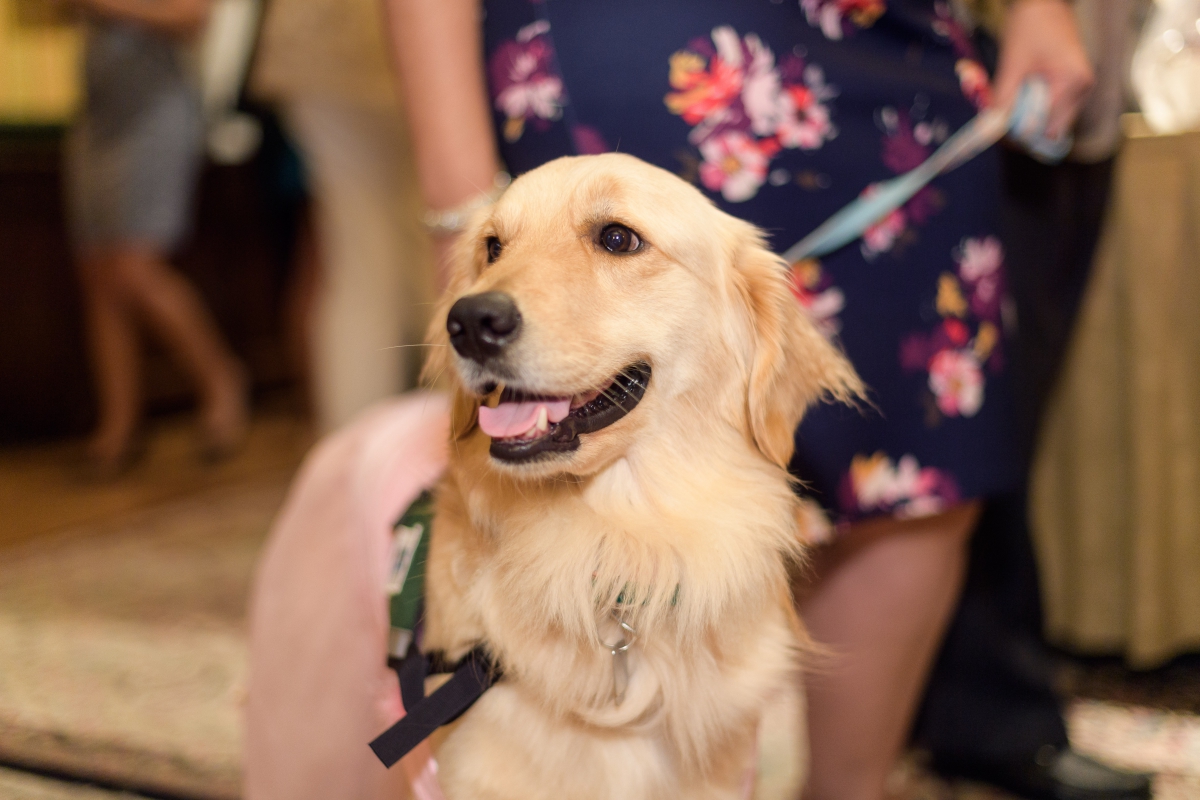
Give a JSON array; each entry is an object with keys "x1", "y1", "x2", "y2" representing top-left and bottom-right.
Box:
[{"x1": 483, "y1": 0, "x2": 1020, "y2": 527}]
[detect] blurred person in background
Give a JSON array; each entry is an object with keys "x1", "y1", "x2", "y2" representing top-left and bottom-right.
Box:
[
  {"x1": 914, "y1": 3, "x2": 1153, "y2": 799},
  {"x1": 66, "y1": 0, "x2": 249, "y2": 476},
  {"x1": 250, "y1": 0, "x2": 432, "y2": 434},
  {"x1": 384, "y1": 1, "x2": 1103, "y2": 799}
]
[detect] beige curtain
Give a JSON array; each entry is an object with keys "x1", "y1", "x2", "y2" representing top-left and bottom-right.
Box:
[{"x1": 1031, "y1": 116, "x2": 1200, "y2": 668}]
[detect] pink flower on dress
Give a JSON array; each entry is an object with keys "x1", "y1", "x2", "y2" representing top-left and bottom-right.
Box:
[
  {"x1": 798, "y1": 285, "x2": 847, "y2": 337},
  {"x1": 928, "y1": 348, "x2": 984, "y2": 417},
  {"x1": 489, "y1": 22, "x2": 565, "y2": 142},
  {"x1": 862, "y1": 208, "x2": 907, "y2": 256},
  {"x1": 741, "y1": 36, "x2": 837, "y2": 150},
  {"x1": 666, "y1": 26, "x2": 837, "y2": 202},
  {"x1": 902, "y1": 240, "x2": 1007, "y2": 422},
  {"x1": 956, "y1": 59, "x2": 993, "y2": 110},
  {"x1": 802, "y1": 0, "x2": 887, "y2": 40},
  {"x1": 839, "y1": 451, "x2": 961, "y2": 519},
  {"x1": 776, "y1": 85, "x2": 836, "y2": 150},
  {"x1": 699, "y1": 130, "x2": 770, "y2": 202},
  {"x1": 955, "y1": 236, "x2": 1005, "y2": 323},
  {"x1": 738, "y1": 31, "x2": 782, "y2": 135},
  {"x1": 956, "y1": 235, "x2": 1003, "y2": 281},
  {"x1": 858, "y1": 182, "x2": 909, "y2": 258},
  {"x1": 790, "y1": 259, "x2": 845, "y2": 337},
  {"x1": 934, "y1": 3, "x2": 994, "y2": 109}
]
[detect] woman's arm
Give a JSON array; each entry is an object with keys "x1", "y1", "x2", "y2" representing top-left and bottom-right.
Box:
[
  {"x1": 74, "y1": 0, "x2": 211, "y2": 36},
  {"x1": 383, "y1": 0, "x2": 500, "y2": 289},
  {"x1": 993, "y1": 0, "x2": 1094, "y2": 139}
]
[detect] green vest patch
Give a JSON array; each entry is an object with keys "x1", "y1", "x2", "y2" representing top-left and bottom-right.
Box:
[{"x1": 387, "y1": 491, "x2": 433, "y2": 657}]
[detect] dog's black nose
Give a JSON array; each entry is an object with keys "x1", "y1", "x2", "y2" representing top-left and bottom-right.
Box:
[{"x1": 447, "y1": 292, "x2": 522, "y2": 362}]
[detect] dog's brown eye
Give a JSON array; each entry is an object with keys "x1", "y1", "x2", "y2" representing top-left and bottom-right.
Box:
[
  {"x1": 486, "y1": 237, "x2": 503, "y2": 263},
  {"x1": 600, "y1": 224, "x2": 640, "y2": 254}
]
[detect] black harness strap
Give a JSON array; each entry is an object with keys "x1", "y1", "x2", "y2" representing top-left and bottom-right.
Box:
[{"x1": 370, "y1": 647, "x2": 499, "y2": 768}]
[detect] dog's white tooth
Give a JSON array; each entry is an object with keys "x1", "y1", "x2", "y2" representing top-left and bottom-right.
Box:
[
  {"x1": 486, "y1": 382, "x2": 505, "y2": 409},
  {"x1": 536, "y1": 406, "x2": 549, "y2": 433}
]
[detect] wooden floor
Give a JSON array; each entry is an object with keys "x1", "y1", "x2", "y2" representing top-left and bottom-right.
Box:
[{"x1": 0, "y1": 406, "x2": 313, "y2": 551}]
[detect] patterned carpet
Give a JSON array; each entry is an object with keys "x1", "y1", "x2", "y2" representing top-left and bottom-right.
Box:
[
  {"x1": 1068, "y1": 701, "x2": 1200, "y2": 800},
  {"x1": 0, "y1": 477, "x2": 289, "y2": 799},
  {"x1": 884, "y1": 701, "x2": 1200, "y2": 800}
]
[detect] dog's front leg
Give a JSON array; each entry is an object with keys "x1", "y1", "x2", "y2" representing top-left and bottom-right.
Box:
[{"x1": 421, "y1": 479, "x2": 488, "y2": 660}]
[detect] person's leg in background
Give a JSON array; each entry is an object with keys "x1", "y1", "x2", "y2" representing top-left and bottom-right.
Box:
[
  {"x1": 77, "y1": 243, "x2": 249, "y2": 470},
  {"x1": 913, "y1": 149, "x2": 1150, "y2": 800},
  {"x1": 799, "y1": 502, "x2": 980, "y2": 800},
  {"x1": 76, "y1": 249, "x2": 143, "y2": 470},
  {"x1": 915, "y1": 2, "x2": 1152, "y2": 794},
  {"x1": 66, "y1": 41, "x2": 253, "y2": 473},
  {"x1": 286, "y1": 98, "x2": 433, "y2": 433}
]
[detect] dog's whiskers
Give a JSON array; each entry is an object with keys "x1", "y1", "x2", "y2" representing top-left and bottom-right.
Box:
[{"x1": 379, "y1": 343, "x2": 446, "y2": 351}]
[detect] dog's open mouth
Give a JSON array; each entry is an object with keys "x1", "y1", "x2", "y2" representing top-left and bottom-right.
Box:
[{"x1": 478, "y1": 362, "x2": 651, "y2": 463}]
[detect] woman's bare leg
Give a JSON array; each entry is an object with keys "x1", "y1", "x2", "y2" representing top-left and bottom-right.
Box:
[
  {"x1": 77, "y1": 251, "x2": 143, "y2": 468},
  {"x1": 800, "y1": 501, "x2": 981, "y2": 800},
  {"x1": 107, "y1": 244, "x2": 248, "y2": 452}
]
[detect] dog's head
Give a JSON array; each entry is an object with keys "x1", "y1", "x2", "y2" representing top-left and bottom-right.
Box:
[{"x1": 425, "y1": 154, "x2": 862, "y2": 480}]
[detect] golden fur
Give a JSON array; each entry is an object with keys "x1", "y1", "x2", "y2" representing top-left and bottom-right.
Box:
[{"x1": 420, "y1": 154, "x2": 862, "y2": 799}]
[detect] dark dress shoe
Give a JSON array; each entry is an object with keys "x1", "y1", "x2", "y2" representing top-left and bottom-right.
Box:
[{"x1": 933, "y1": 746, "x2": 1152, "y2": 800}]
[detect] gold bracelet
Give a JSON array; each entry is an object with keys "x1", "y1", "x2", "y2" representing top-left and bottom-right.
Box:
[{"x1": 421, "y1": 172, "x2": 512, "y2": 237}]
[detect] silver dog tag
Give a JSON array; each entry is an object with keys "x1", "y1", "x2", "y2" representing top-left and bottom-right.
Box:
[
  {"x1": 611, "y1": 646, "x2": 630, "y2": 706},
  {"x1": 604, "y1": 614, "x2": 637, "y2": 706}
]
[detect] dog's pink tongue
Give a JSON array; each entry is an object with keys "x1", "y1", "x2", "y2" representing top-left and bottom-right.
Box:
[{"x1": 478, "y1": 399, "x2": 571, "y2": 438}]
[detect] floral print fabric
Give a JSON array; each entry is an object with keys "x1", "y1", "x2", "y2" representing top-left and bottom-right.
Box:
[
  {"x1": 488, "y1": 21, "x2": 565, "y2": 143},
  {"x1": 840, "y1": 452, "x2": 961, "y2": 519},
  {"x1": 900, "y1": 235, "x2": 1008, "y2": 422},
  {"x1": 802, "y1": 0, "x2": 887, "y2": 40},
  {"x1": 860, "y1": 105, "x2": 951, "y2": 259},
  {"x1": 665, "y1": 27, "x2": 837, "y2": 201},
  {"x1": 482, "y1": 0, "x2": 1020, "y2": 527}
]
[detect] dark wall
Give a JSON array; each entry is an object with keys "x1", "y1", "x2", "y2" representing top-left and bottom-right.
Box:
[{"x1": 0, "y1": 124, "x2": 302, "y2": 444}]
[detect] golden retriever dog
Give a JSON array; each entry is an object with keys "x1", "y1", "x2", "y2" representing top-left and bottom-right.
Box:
[{"x1": 419, "y1": 153, "x2": 862, "y2": 800}]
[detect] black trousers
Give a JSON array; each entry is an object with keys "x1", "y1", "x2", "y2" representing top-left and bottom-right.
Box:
[{"x1": 913, "y1": 148, "x2": 1116, "y2": 761}]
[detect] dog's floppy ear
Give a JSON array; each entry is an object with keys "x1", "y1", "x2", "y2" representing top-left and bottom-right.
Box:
[
  {"x1": 420, "y1": 226, "x2": 484, "y2": 442},
  {"x1": 734, "y1": 226, "x2": 864, "y2": 468}
]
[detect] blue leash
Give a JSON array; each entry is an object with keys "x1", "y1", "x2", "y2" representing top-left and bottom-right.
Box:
[{"x1": 783, "y1": 78, "x2": 1070, "y2": 264}]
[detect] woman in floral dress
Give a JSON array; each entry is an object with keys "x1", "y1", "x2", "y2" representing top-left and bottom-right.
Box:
[{"x1": 386, "y1": 1, "x2": 1092, "y2": 797}]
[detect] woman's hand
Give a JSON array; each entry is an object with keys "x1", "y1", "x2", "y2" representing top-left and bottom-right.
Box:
[{"x1": 993, "y1": 0, "x2": 1094, "y2": 139}]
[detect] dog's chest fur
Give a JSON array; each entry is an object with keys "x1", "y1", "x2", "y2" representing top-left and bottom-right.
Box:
[{"x1": 422, "y1": 451, "x2": 804, "y2": 790}]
